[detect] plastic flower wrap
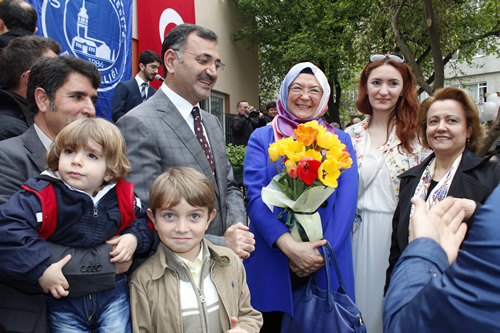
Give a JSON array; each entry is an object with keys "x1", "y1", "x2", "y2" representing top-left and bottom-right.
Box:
[{"x1": 261, "y1": 121, "x2": 352, "y2": 242}]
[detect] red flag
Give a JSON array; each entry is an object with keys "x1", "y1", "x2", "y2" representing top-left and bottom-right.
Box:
[{"x1": 137, "y1": 0, "x2": 195, "y2": 89}]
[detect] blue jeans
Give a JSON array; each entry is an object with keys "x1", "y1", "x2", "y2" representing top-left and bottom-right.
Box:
[{"x1": 46, "y1": 274, "x2": 131, "y2": 333}]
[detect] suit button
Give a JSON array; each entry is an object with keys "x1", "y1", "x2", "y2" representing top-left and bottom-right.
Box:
[
  {"x1": 96, "y1": 265, "x2": 102, "y2": 272},
  {"x1": 87, "y1": 266, "x2": 92, "y2": 272},
  {"x1": 80, "y1": 266, "x2": 86, "y2": 272},
  {"x1": 92, "y1": 266, "x2": 97, "y2": 272}
]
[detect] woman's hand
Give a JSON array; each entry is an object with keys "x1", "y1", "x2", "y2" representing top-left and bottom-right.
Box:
[
  {"x1": 453, "y1": 198, "x2": 477, "y2": 220},
  {"x1": 275, "y1": 233, "x2": 326, "y2": 277}
]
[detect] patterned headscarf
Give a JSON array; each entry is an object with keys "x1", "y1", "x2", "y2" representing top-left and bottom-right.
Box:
[{"x1": 271, "y1": 62, "x2": 333, "y2": 141}]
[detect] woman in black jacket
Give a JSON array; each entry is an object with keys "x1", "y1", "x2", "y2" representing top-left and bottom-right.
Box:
[{"x1": 386, "y1": 87, "x2": 500, "y2": 289}]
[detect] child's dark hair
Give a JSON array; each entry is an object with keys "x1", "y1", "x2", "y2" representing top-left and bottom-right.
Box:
[
  {"x1": 149, "y1": 167, "x2": 216, "y2": 215},
  {"x1": 46, "y1": 118, "x2": 130, "y2": 182}
]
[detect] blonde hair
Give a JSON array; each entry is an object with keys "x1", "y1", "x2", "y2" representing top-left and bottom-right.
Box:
[
  {"x1": 417, "y1": 87, "x2": 483, "y2": 153},
  {"x1": 149, "y1": 167, "x2": 216, "y2": 215},
  {"x1": 46, "y1": 118, "x2": 130, "y2": 183}
]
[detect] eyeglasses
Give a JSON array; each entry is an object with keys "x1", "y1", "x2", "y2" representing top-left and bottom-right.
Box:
[
  {"x1": 172, "y1": 49, "x2": 226, "y2": 71},
  {"x1": 289, "y1": 85, "x2": 323, "y2": 97},
  {"x1": 369, "y1": 53, "x2": 405, "y2": 63}
]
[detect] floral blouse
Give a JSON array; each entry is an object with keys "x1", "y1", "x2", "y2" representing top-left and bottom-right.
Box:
[{"x1": 345, "y1": 117, "x2": 432, "y2": 201}]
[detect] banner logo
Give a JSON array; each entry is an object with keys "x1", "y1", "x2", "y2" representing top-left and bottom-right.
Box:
[{"x1": 41, "y1": 0, "x2": 128, "y2": 91}]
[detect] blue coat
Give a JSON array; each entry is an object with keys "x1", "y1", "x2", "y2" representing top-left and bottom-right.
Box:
[
  {"x1": 111, "y1": 79, "x2": 156, "y2": 122},
  {"x1": 0, "y1": 177, "x2": 152, "y2": 286},
  {"x1": 243, "y1": 125, "x2": 358, "y2": 316},
  {"x1": 383, "y1": 183, "x2": 500, "y2": 332}
]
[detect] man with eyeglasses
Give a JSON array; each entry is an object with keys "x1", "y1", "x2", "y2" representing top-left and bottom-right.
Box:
[
  {"x1": 116, "y1": 24, "x2": 254, "y2": 260},
  {"x1": 111, "y1": 50, "x2": 161, "y2": 122}
]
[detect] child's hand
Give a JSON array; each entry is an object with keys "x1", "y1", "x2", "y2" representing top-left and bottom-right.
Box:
[
  {"x1": 38, "y1": 254, "x2": 71, "y2": 299},
  {"x1": 226, "y1": 317, "x2": 246, "y2": 333},
  {"x1": 106, "y1": 234, "x2": 137, "y2": 263}
]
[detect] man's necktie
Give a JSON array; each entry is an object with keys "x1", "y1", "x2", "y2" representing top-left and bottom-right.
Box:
[
  {"x1": 192, "y1": 107, "x2": 215, "y2": 175},
  {"x1": 141, "y1": 82, "x2": 147, "y2": 101}
]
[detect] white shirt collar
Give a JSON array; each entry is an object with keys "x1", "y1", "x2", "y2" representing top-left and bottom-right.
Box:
[
  {"x1": 135, "y1": 74, "x2": 147, "y2": 87},
  {"x1": 34, "y1": 123, "x2": 53, "y2": 151},
  {"x1": 160, "y1": 83, "x2": 201, "y2": 131}
]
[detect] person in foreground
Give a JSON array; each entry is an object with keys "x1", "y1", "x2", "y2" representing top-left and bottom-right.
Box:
[
  {"x1": 384, "y1": 190, "x2": 500, "y2": 332},
  {"x1": 130, "y1": 167, "x2": 262, "y2": 333},
  {"x1": 0, "y1": 118, "x2": 153, "y2": 332},
  {"x1": 386, "y1": 87, "x2": 500, "y2": 288},
  {"x1": 243, "y1": 62, "x2": 358, "y2": 332},
  {"x1": 346, "y1": 53, "x2": 431, "y2": 333}
]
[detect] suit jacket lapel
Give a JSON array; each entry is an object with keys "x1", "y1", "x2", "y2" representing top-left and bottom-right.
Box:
[
  {"x1": 23, "y1": 126, "x2": 47, "y2": 173},
  {"x1": 155, "y1": 91, "x2": 218, "y2": 185}
]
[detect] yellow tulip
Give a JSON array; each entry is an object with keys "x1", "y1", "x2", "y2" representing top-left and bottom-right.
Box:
[
  {"x1": 268, "y1": 146, "x2": 280, "y2": 162},
  {"x1": 285, "y1": 159, "x2": 297, "y2": 170},
  {"x1": 318, "y1": 159, "x2": 341, "y2": 188},
  {"x1": 337, "y1": 151, "x2": 353, "y2": 169},
  {"x1": 284, "y1": 141, "x2": 306, "y2": 162},
  {"x1": 305, "y1": 149, "x2": 323, "y2": 162}
]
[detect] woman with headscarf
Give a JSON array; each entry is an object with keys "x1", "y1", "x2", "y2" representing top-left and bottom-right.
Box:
[
  {"x1": 345, "y1": 54, "x2": 431, "y2": 333},
  {"x1": 243, "y1": 62, "x2": 358, "y2": 332}
]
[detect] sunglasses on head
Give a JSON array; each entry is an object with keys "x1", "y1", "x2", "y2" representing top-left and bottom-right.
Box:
[{"x1": 369, "y1": 53, "x2": 405, "y2": 63}]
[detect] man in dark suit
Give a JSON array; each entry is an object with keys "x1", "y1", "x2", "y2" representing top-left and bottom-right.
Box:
[
  {"x1": 111, "y1": 50, "x2": 161, "y2": 122},
  {"x1": 0, "y1": 56, "x2": 125, "y2": 333},
  {"x1": 0, "y1": 0, "x2": 37, "y2": 51},
  {"x1": 116, "y1": 24, "x2": 255, "y2": 259},
  {"x1": 0, "y1": 36, "x2": 61, "y2": 141}
]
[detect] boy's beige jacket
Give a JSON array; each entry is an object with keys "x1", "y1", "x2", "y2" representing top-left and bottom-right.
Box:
[{"x1": 130, "y1": 239, "x2": 263, "y2": 332}]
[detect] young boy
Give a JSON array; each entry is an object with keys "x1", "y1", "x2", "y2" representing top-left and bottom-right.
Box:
[
  {"x1": 0, "y1": 118, "x2": 153, "y2": 332},
  {"x1": 130, "y1": 167, "x2": 262, "y2": 332}
]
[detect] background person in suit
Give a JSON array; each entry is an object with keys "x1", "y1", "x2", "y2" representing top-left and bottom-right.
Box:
[
  {"x1": 116, "y1": 24, "x2": 255, "y2": 259},
  {"x1": 0, "y1": 0, "x2": 37, "y2": 51},
  {"x1": 0, "y1": 56, "x2": 124, "y2": 333},
  {"x1": 111, "y1": 50, "x2": 161, "y2": 122},
  {"x1": 0, "y1": 35, "x2": 61, "y2": 141}
]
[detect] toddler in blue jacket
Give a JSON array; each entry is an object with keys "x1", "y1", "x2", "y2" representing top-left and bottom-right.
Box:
[{"x1": 0, "y1": 118, "x2": 153, "y2": 332}]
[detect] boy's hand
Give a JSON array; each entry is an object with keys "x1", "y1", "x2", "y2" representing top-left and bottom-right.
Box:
[
  {"x1": 226, "y1": 317, "x2": 246, "y2": 333},
  {"x1": 38, "y1": 254, "x2": 71, "y2": 299},
  {"x1": 106, "y1": 234, "x2": 137, "y2": 263}
]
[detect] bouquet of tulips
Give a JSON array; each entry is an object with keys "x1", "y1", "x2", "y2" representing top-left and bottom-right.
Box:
[{"x1": 261, "y1": 120, "x2": 352, "y2": 242}]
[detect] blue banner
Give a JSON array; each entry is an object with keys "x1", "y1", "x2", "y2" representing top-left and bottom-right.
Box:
[{"x1": 27, "y1": 0, "x2": 133, "y2": 120}]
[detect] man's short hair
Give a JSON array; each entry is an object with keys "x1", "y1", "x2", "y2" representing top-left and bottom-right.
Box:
[
  {"x1": 138, "y1": 50, "x2": 161, "y2": 71},
  {"x1": 26, "y1": 55, "x2": 101, "y2": 117},
  {"x1": 149, "y1": 167, "x2": 216, "y2": 215},
  {"x1": 160, "y1": 24, "x2": 218, "y2": 75},
  {"x1": 237, "y1": 100, "x2": 248, "y2": 108},
  {"x1": 0, "y1": 0, "x2": 37, "y2": 33},
  {"x1": 0, "y1": 36, "x2": 61, "y2": 90},
  {"x1": 266, "y1": 101, "x2": 276, "y2": 111}
]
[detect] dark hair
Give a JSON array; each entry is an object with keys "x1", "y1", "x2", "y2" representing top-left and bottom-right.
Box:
[
  {"x1": 0, "y1": 0, "x2": 37, "y2": 32},
  {"x1": 160, "y1": 24, "x2": 218, "y2": 75},
  {"x1": 138, "y1": 50, "x2": 161, "y2": 71},
  {"x1": 237, "y1": 100, "x2": 248, "y2": 108},
  {"x1": 356, "y1": 58, "x2": 420, "y2": 153},
  {"x1": 0, "y1": 36, "x2": 60, "y2": 90},
  {"x1": 417, "y1": 87, "x2": 483, "y2": 153},
  {"x1": 27, "y1": 55, "x2": 101, "y2": 117},
  {"x1": 266, "y1": 101, "x2": 276, "y2": 111}
]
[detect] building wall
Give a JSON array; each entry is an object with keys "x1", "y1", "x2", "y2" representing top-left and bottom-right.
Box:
[{"x1": 131, "y1": 0, "x2": 259, "y2": 115}]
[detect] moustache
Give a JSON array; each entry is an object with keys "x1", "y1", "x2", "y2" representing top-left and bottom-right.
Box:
[{"x1": 198, "y1": 74, "x2": 215, "y2": 83}]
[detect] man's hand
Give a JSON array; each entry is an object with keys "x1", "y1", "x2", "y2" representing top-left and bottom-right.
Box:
[
  {"x1": 38, "y1": 254, "x2": 71, "y2": 299},
  {"x1": 224, "y1": 222, "x2": 255, "y2": 259},
  {"x1": 226, "y1": 317, "x2": 246, "y2": 333},
  {"x1": 106, "y1": 234, "x2": 138, "y2": 263},
  {"x1": 410, "y1": 197, "x2": 467, "y2": 264}
]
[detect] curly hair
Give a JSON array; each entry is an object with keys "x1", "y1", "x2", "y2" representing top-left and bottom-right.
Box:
[
  {"x1": 356, "y1": 58, "x2": 420, "y2": 153},
  {"x1": 46, "y1": 118, "x2": 130, "y2": 184}
]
